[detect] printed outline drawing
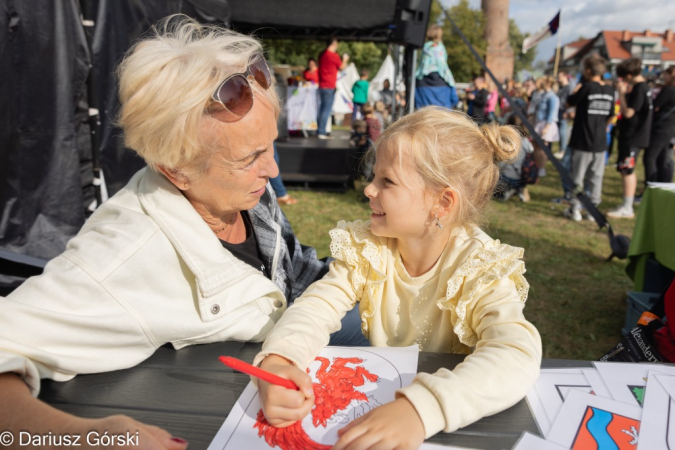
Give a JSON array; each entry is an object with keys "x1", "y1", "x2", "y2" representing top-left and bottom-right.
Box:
[
  {"x1": 627, "y1": 385, "x2": 645, "y2": 407},
  {"x1": 254, "y1": 356, "x2": 380, "y2": 450},
  {"x1": 571, "y1": 406, "x2": 639, "y2": 450},
  {"x1": 554, "y1": 384, "x2": 592, "y2": 401},
  {"x1": 218, "y1": 348, "x2": 404, "y2": 450}
]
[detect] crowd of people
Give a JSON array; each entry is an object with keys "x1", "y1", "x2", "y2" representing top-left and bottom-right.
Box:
[
  {"x1": 280, "y1": 26, "x2": 675, "y2": 226},
  {"x1": 456, "y1": 57, "x2": 675, "y2": 222}
]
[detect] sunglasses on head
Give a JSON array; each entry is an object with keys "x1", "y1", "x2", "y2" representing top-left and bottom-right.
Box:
[{"x1": 210, "y1": 54, "x2": 272, "y2": 116}]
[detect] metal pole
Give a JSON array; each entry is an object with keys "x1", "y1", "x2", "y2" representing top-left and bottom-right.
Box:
[
  {"x1": 553, "y1": 10, "x2": 562, "y2": 76},
  {"x1": 392, "y1": 44, "x2": 400, "y2": 121},
  {"x1": 408, "y1": 48, "x2": 417, "y2": 115},
  {"x1": 79, "y1": 0, "x2": 103, "y2": 209}
]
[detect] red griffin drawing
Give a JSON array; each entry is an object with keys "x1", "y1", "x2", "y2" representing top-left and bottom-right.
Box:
[{"x1": 254, "y1": 357, "x2": 380, "y2": 450}]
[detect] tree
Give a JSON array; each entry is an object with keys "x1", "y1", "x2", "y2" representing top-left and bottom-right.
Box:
[
  {"x1": 337, "y1": 42, "x2": 387, "y2": 77},
  {"x1": 263, "y1": 39, "x2": 325, "y2": 69},
  {"x1": 263, "y1": 39, "x2": 387, "y2": 78},
  {"x1": 429, "y1": 0, "x2": 533, "y2": 82},
  {"x1": 441, "y1": 0, "x2": 486, "y2": 82},
  {"x1": 509, "y1": 19, "x2": 535, "y2": 75}
]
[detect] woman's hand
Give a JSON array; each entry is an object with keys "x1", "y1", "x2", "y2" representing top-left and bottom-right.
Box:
[
  {"x1": 333, "y1": 397, "x2": 425, "y2": 450},
  {"x1": 0, "y1": 373, "x2": 188, "y2": 450},
  {"x1": 68, "y1": 415, "x2": 190, "y2": 450},
  {"x1": 258, "y1": 355, "x2": 314, "y2": 428}
]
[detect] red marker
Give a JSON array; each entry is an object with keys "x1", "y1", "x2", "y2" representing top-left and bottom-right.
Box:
[{"x1": 219, "y1": 356, "x2": 299, "y2": 390}]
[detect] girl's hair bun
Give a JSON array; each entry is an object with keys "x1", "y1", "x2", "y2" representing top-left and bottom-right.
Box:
[{"x1": 480, "y1": 122, "x2": 521, "y2": 163}]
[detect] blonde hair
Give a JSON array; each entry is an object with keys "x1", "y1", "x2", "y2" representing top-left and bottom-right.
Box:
[
  {"x1": 367, "y1": 107, "x2": 520, "y2": 228},
  {"x1": 537, "y1": 76, "x2": 555, "y2": 90},
  {"x1": 426, "y1": 24, "x2": 443, "y2": 42},
  {"x1": 117, "y1": 15, "x2": 279, "y2": 174}
]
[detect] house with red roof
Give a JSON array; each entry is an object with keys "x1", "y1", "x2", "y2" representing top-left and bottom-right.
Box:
[{"x1": 548, "y1": 29, "x2": 674, "y2": 75}]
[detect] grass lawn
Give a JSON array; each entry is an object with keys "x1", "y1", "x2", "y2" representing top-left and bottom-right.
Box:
[{"x1": 279, "y1": 150, "x2": 642, "y2": 361}]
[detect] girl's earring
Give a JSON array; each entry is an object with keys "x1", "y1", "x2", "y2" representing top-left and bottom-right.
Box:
[{"x1": 435, "y1": 213, "x2": 443, "y2": 230}]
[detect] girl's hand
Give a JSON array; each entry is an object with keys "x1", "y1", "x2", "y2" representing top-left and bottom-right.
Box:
[
  {"x1": 333, "y1": 397, "x2": 425, "y2": 450},
  {"x1": 258, "y1": 355, "x2": 314, "y2": 428}
]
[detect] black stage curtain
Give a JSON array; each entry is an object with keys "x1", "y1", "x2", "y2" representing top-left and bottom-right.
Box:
[
  {"x1": 0, "y1": 0, "x2": 92, "y2": 260},
  {"x1": 0, "y1": 0, "x2": 399, "y2": 262}
]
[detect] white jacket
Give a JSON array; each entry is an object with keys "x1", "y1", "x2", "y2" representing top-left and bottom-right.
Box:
[{"x1": 0, "y1": 168, "x2": 295, "y2": 396}]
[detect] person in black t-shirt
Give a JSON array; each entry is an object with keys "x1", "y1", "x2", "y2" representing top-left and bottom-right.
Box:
[
  {"x1": 563, "y1": 54, "x2": 616, "y2": 222},
  {"x1": 467, "y1": 76, "x2": 489, "y2": 123},
  {"x1": 608, "y1": 58, "x2": 653, "y2": 219},
  {"x1": 644, "y1": 66, "x2": 675, "y2": 184}
]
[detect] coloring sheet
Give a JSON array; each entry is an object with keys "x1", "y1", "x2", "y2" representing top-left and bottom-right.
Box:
[
  {"x1": 526, "y1": 368, "x2": 601, "y2": 436},
  {"x1": 636, "y1": 373, "x2": 675, "y2": 450},
  {"x1": 581, "y1": 368, "x2": 612, "y2": 399},
  {"x1": 547, "y1": 390, "x2": 642, "y2": 450},
  {"x1": 511, "y1": 432, "x2": 567, "y2": 450},
  {"x1": 525, "y1": 386, "x2": 551, "y2": 437},
  {"x1": 208, "y1": 346, "x2": 418, "y2": 450},
  {"x1": 593, "y1": 362, "x2": 675, "y2": 407},
  {"x1": 536, "y1": 370, "x2": 594, "y2": 428}
]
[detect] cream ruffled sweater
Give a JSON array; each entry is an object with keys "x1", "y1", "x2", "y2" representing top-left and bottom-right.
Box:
[{"x1": 256, "y1": 220, "x2": 542, "y2": 437}]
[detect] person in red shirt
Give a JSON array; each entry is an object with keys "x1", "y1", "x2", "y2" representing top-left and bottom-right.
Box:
[
  {"x1": 317, "y1": 39, "x2": 349, "y2": 138},
  {"x1": 303, "y1": 58, "x2": 319, "y2": 84}
]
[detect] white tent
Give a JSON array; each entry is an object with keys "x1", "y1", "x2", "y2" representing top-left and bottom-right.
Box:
[
  {"x1": 368, "y1": 54, "x2": 396, "y2": 103},
  {"x1": 332, "y1": 62, "x2": 359, "y2": 115}
]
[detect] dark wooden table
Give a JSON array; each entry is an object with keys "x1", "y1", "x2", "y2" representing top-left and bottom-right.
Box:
[{"x1": 39, "y1": 342, "x2": 590, "y2": 450}]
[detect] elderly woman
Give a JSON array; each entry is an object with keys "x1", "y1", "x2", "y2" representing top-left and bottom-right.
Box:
[{"x1": 0, "y1": 17, "x2": 365, "y2": 448}]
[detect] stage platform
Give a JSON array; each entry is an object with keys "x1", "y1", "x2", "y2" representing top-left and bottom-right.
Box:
[{"x1": 275, "y1": 130, "x2": 360, "y2": 192}]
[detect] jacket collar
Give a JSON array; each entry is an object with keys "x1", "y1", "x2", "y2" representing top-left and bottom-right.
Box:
[{"x1": 136, "y1": 168, "x2": 280, "y2": 299}]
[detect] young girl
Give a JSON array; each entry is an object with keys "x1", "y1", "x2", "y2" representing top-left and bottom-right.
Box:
[
  {"x1": 362, "y1": 103, "x2": 382, "y2": 141},
  {"x1": 533, "y1": 76, "x2": 560, "y2": 177},
  {"x1": 255, "y1": 107, "x2": 542, "y2": 449}
]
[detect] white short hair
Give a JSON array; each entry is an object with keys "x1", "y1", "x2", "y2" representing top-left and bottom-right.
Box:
[{"x1": 117, "y1": 15, "x2": 279, "y2": 173}]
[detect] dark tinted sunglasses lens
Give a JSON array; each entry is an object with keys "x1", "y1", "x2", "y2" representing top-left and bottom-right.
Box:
[
  {"x1": 218, "y1": 76, "x2": 253, "y2": 116},
  {"x1": 250, "y1": 59, "x2": 271, "y2": 89}
]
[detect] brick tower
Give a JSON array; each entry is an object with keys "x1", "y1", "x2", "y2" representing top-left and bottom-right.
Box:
[{"x1": 481, "y1": 0, "x2": 514, "y2": 87}]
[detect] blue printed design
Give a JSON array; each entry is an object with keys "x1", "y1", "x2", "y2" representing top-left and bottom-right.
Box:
[{"x1": 587, "y1": 408, "x2": 619, "y2": 450}]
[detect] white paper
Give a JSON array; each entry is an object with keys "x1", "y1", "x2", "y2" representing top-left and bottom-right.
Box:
[
  {"x1": 646, "y1": 182, "x2": 675, "y2": 191},
  {"x1": 525, "y1": 386, "x2": 551, "y2": 437},
  {"x1": 525, "y1": 368, "x2": 593, "y2": 437},
  {"x1": 536, "y1": 370, "x2": 593, "y2": 426},
  {"x1": 593, "y1": 361, "x2": 675, "y2": 406},
  {"x1": 208, "y1": 346, "x2": 418, "y2": 450},
  {"x1": 547, "y1": 390, "x2": 642, "y2": 449},
  {"x1": 581, "y1": 367, "x2": 613, "y2": 399},
  {"x1": 636, "y1": 373, "x2": 675, "y2": 450},
  {"x1": 511, "y1": 432, "x2": 567, "y2": 450}
]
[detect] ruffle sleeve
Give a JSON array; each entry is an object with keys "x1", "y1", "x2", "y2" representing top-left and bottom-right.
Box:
[
  {"x1": 328, "y1": 220, "x2": 387, "y2": 338},
  {"x1": 438, "y1": 239, "x2": 529, "y2": 347}
]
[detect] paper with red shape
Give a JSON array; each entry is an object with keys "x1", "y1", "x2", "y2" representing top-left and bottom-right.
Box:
[
  {"x1": 252, "y1": 356, "x2": 379, "y2": 450},
  {"x1": 311, "y1": 356, "x2": 379, "y2": 428},
  {"x1": 207, "y1": 346, "x2": 418, "y2": 450}
]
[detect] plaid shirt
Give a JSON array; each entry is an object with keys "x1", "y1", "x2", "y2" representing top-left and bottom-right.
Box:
[{"x1": 249, "y1": 185, "x2": 331, "y2": 303}]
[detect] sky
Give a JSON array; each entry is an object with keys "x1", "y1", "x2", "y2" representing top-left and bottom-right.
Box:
[{"x1": 443, "y1": 0, "x2": 675, "y2": 64}]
